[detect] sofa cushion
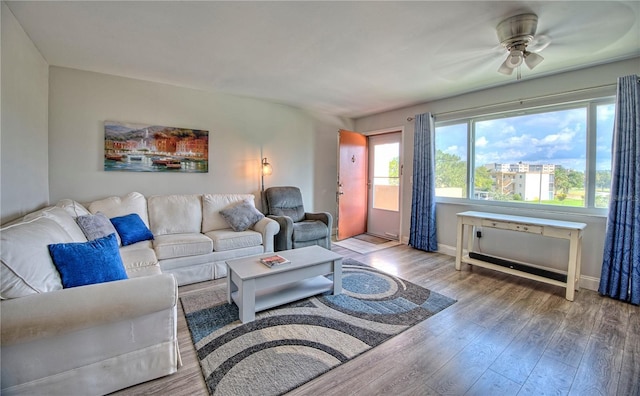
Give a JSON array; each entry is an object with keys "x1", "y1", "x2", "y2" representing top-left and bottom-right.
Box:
[
  {"x1": 88, "y1": 192, "x2": 149, "y2": 227},
  {"x1": 119, "y1": 246, "x2": 160, "y2": 278},
  {"x1": 153, "y1": 233, "x2": 213, "y2": 260},
  {"x1": 148, "y1": 194, "x2": 202, "y2": 236},
  {"x1": 76, "y1": 212, "x2": 119, "y2": 242},
  {"x1": 219, "y1": 200, "x2": 264, "y2": 232},
  {"x1": 1, "y1": 217, "x2": 72, "y2": 299},
  {"x1": 111, "y1": 213, "x2": 154, "y2": 246},
  {"x1": 55, "y1": 199, "x2": 91, "y2": 218},
  {"x1": 23, "y1": 206, "x2": 88, "y2": 242},
  {"x1": 48, "y1": 234, "x2": 128, "y2": 289},
  {"x1": 202, "y1": 194, "x2": 255, "y2": 232},
  {"x1": 205, "y1": 229, "x2": 263, "y2": 252}
]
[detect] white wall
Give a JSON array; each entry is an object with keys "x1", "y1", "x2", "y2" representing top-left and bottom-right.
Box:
[
  {"x1": 48, "y1": 67, "x2": 351, "y2": 214},
  {"x1": 355, "y1": 58, "x2": 640, "y2": 289},
  {"x1": 1, "y1": 2, "x2": 49, "y2": 223}
]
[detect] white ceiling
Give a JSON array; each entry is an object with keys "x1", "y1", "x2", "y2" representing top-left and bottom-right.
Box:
[{"x1": 6, "y1": 1, "x2": 640, "y2": 118}]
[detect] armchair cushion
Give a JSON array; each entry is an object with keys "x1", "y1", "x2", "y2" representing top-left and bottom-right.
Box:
[
  {"x1": 293, "y1": 220, "x2": 329, "y2": 242},
  {"x1": 265, "y1": 187, "x2": 305, "y2": 222}
]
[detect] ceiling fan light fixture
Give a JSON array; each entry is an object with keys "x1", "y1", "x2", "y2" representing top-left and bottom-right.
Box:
[
  {"x1": 524, "y1": 51, "x2": 544, "y2": 69},
  {"x1": 498, "y1": 60, "x2": 515, "y2": 75},
  {"x1": 495, "y1": 13, "x2": 548, "y2": 78},
  {"x1": 506, "y1": 49, "x2": 524, "y2": 68}
]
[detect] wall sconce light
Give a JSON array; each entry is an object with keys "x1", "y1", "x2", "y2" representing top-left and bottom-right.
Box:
[{"x1": 261, "y1": 157, "x2": 272, "y2": 191}]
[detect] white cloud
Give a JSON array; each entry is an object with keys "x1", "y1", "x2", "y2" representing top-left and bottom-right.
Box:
[
  {"x1": 597, "y1": 104, "x2": 615, "y2": 122},
  {"x1": 475, "y1": 136, "x2": 488, "y2": 147},
  {"x1": 445, "y1": 145, "x2": 460, "y2": 155}
]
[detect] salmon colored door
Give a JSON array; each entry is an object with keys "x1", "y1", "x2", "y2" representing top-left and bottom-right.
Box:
[{"x1": 337, "y1": 129, "x2": 367, "y2": 240}]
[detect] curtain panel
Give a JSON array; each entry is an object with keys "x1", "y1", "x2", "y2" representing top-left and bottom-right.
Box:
[
  {"x1": 409, "y1": 112, "x2": 438, "y2": 252},
  {"x1": 599, "y1": 74, "x2": 640, "y2": 305}
]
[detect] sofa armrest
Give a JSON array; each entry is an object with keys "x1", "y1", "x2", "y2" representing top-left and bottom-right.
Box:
[
  {"x1": 267, "y1": 215, "x2": 293, "y2": 251},
  {"x1": 1, "y1": 273, "x2": 177, "y2": 346},
  {"x1": 251, "y1": 216, "x2": 280, "y2": 253}
]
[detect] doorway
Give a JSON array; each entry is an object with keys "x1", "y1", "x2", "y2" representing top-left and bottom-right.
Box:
[
  {"x1": 337, "y1": 129, "x2": 402, "y2": 242},
  {"x1": 367, "y1": 132, "x2": 401, "y2": 240}
]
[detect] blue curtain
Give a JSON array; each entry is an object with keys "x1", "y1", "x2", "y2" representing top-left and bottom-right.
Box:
[
  {"x1": 409, "y1": 112, "x2": 438, "y2": 251},
  {"x1": 599, "y1": 75, "x2": 640, "y2": 305}
]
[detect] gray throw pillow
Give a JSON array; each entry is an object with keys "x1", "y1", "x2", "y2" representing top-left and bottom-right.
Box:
[
  {"x1": 219, "y1": 200, "x2": 264, "y2": 232},
  {"x1": 76, "y1": 212, "x2": 120, "y2": 244}
]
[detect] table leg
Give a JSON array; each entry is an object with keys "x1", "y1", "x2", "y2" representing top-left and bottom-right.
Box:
[
  {"x1": 575, "y1": 235, "x2": 583, "y2": 292},
  {"x1": 466, "y1": 225, "x2": 475, "y2": 255},
  {"x1": 455, "y1": 217, "x2": 464, "y2": 270},
  {"x1": 332, "y1": 258, "x2": 342, "y2": 295},
  {"x1": 565, "y1": 231, "x2": 579, "y2": 301},
  {"x1": 238, "y1": 278, "x2": 256, "y2": 323},
  {"x1": 226, "y1": 264, "x2": 232, "y2": 304}
]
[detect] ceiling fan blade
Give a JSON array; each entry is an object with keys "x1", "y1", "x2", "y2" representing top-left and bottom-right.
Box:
[
  {"x1": 431, "y1": 43, "x2": 505, "y2": 77},
  {"x1": 528, "y1": 34, "x2": 551, "y2": 52},
  {"x1": 535, "y1": 3, "x2": 635, "y2": 52}
]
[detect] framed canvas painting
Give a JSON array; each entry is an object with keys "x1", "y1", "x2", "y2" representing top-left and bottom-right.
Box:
[{"x1": 104, "y1": 121, "x2": 208, "y2": 173}]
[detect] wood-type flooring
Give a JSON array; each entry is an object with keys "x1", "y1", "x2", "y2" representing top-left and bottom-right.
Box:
[{"x1": 112, "y1": 244, "x2": 639, "y2": 396}]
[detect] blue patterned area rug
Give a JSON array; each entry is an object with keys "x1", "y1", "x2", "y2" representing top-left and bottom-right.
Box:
[{"x1": 181, "y1": 258, "x2": 456, "y2": 396}]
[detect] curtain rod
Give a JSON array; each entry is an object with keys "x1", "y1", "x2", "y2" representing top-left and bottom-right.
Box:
[{"x1": 406, "y1": 83, "x2": 617, "y2": 122}]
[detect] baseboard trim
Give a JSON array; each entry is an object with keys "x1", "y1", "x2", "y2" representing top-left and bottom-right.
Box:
[{"x1": 437, "y1": 243, "x2": 599, "y2": 292}]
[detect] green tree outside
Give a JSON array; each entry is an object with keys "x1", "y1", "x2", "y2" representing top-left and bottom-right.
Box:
[
  {"x1": 389, "y1": 157, "x2": 400, "y2": 185},
  {"x1": 435, "y1": 150, "x2": 466, "y2": 189},
  {"x1": 474, "y1": 166, "x2": 493, "y2": 192}
]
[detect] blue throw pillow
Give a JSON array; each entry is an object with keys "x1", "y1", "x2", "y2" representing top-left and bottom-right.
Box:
[
  {"x1": 48, "y1": 233, "x2": 128, "y2": 288},
  {"x1": 110, "y1": 213, "x2": 154, "y2": 246}
]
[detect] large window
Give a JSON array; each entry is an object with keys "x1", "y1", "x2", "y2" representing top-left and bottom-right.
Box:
[{"x1": 435, "y1": 98, "x2": 615, "y2": 211}]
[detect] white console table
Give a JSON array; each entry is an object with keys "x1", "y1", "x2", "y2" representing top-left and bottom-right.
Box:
[{"x1": 455, "y1": 211, "x2": 586, "y2": 301}]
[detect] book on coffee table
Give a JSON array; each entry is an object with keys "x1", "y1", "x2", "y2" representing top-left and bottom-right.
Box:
[{"x1": 260, "y1": 254, "x2": 290, "y2": 268}]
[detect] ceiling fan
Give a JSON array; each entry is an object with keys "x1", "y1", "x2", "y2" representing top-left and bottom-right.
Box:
[{"x1": 496, "y1": 13, "x2": 550, "y2": 77}]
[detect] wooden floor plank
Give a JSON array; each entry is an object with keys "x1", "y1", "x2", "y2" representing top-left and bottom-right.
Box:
[
  {"x1": 617, "y1": 306, "x2": 640, "y2": 396},
  {"x1": 542, "y1": 289, "x2": 603, "y2": 368},
  {"x1": 568, "y1": 337, "x2": 624, "y2": 396},
  {"x1": 518, "y1": 355, "x2": 577, "y2": 396},
  {"x1": 464, "y1": 368, "x2": 521, "y2": 396},
  {"x1": 111, "y1": 244, "x2": 635, "y2": 396}
]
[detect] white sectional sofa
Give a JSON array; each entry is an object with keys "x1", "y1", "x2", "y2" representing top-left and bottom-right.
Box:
[
  {"x1": 0, "y1": 192, "x2": 279, "y2": 395},
  {"x1": 83, "y1": 191, "x2": 279, "y2": 285}
]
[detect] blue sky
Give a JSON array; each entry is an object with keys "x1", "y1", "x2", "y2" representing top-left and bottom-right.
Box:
[{"x1": 436, "y1": 103, "x2": 615, "y2": 172}]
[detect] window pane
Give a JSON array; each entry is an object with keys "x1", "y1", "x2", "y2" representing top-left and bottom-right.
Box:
[
  {"x1": 474, "y1": 108, "x2": 587, "y2": 206},
  {"x1": 595, "y1": 104, "x2": 615, "y2": 208},
  {"x1": 372, "y1": 143, "x2": 399, "y2": 211},
  {"x1": 435, "y1": 123, "x2": 467, "y2": 198}
]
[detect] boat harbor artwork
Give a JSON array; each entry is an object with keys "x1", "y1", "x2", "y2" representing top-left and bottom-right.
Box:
[{"x1": 104, "y1": 121, "x2": 208, "y2": 173}]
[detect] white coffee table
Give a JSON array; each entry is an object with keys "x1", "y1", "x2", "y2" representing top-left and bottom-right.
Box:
[{"x1": 226, "y1": 245, "x2": 343, "y2": 323}]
